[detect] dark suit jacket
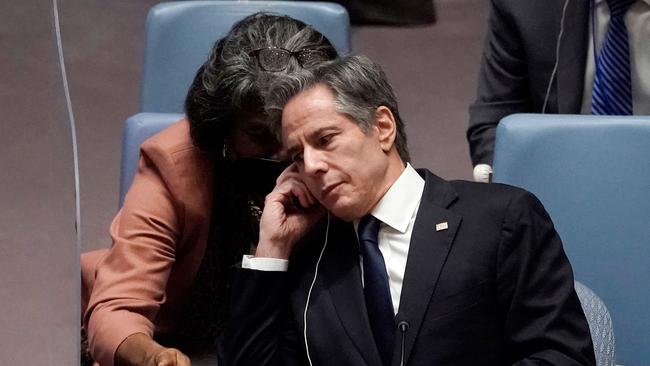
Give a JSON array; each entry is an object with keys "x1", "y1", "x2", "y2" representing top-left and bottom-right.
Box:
[
  {"x1": 468, "y1": 0, "x2": 590, "y2": 165},
  {"x1": 225, "y1": 170, "x2": 595, "y2": 366}
]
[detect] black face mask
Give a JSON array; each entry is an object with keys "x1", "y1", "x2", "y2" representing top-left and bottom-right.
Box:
[{"x1": 227, "y1": 157, "x2": 290, "y2": 198}]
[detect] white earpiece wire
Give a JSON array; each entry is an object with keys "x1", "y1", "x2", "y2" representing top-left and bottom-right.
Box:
[
  {"x1": 542, "y1": 0, "x2": 571, "y2": 113},
  {"x1": 303, "y1": 212, "x2": 330, "y2": 366}
]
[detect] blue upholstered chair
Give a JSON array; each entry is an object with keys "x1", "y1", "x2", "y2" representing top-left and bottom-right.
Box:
[
  {"x1": 140, "y1": 1, "x2": 351, "y2": 113},
  {"x1": 492, "y1": 114, "x2": 650, "y2": 365},
  {"x1": 120, "y1": 1, "x2": 352, "y2": 204},
  {"x1": 575, "y1": 281, "x2": 615, "y2": 366},
  {"x1": 119, "y1": 113, "x2": 183, "y2": 206}
]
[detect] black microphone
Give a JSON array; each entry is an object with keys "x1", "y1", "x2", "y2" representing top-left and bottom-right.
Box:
[{"x1": 397, "y1": 320, "x2": 410, "y2": 366}]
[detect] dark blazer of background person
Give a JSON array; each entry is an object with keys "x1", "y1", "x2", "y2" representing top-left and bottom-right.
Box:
[
  {"x1": 226, "y1": 170, "x2": 596, "y2": 366},
  {"x1": 468, "y1": 0, "x2": 590, "y2": 166}
]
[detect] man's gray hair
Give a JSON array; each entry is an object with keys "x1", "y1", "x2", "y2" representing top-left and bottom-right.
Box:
[{"x1": 265, "y1": 55, "x2": 410, "y2": 162}]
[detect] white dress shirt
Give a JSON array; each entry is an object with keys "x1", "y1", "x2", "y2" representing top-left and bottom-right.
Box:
[
  {"x1": 243, "y1": 163, "x2": 426, "y2": 315},
  {"x1": 580, "y1": 0, "x2": 650, "y2": 114},
  {"x1": 353, "y1": 164, "x2": 424, "y2": 314}
]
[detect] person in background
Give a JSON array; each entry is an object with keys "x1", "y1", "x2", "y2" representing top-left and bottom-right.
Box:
[
  {"x1": 81, "y1": 13, "x2": 337, "y2": 366},
  {"x1": 468, "y1": 0, "x2": 649, "y2": 182}
]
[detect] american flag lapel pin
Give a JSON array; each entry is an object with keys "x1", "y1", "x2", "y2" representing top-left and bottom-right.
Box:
[{"x1": 435, "y1": 222, "x2": 448, "y2": 232}]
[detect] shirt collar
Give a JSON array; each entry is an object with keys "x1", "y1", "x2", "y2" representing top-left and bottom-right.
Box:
[{"x1": 368, "y1": 163, "x2": 425, "y2": 233}]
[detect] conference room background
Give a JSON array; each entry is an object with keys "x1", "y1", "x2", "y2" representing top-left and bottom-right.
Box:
[{"x1": 1, "y1": 0, "x2": 485, "y2": 364}]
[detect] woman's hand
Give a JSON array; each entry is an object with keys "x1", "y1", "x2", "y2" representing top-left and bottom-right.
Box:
[
  {"x1": 115, "y1": 333, "x2": 191, "y2": 366},
  {"x1": 149, "y1": 348, "x2": 191, "y2": 366},
  {"x1": 256, "y1": 163, "x2": 325, "y2": 259}
]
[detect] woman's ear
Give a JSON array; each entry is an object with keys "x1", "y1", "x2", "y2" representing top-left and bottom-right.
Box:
[{"x1": 373, "y1": 106, "x2": 397, "y2": 152}]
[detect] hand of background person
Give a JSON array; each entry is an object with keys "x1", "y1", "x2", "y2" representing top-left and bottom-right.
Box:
[
  {"x1": 256, "y1": 163, "x2": 325, "y2": 259},
  {"x1": 148, "y1": 347, "x2": 191, "y2": 366},
  {"x1": 115, "y1": 333, "x2": 191, "y2": 366}
]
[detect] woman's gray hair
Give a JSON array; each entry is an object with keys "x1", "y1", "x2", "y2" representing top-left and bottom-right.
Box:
[
  {"x1": 185, "y1": 12, "x2": 337, "y2": 156},
  {"x1": 265, "y1": 55, "x2": 410, "y2": 162}
]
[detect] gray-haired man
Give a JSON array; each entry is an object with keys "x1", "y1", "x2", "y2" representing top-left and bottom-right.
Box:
[{"x1": 225, "y1": 55, "x2": 595, "y2": 366}]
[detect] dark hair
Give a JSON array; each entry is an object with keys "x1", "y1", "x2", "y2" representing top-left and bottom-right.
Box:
[
  {"x1": 185, "y1": 12, "x2": 337, "y2": 156},
  {"x1": 265, "y1": 54, "x2": 410, "y2": 162}
]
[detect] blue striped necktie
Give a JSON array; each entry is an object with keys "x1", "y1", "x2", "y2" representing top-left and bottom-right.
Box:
[
  {"x1": 358, "y1": 214, "x2": 394, "y2": 366},
  {"x1": 591, "y1": 0, "x2": 636, "y2": 115}
]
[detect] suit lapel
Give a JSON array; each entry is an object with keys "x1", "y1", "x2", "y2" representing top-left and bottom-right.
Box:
[
  {"x1": 556, "y1": 0, "x2": 590, "y2": 113},
  {"x1": 323, "y1": 220, "x2": 383, "y2": 366},
  {"x1": 320, "y1": 171, "x2": 463, "y2": 366},
  {"x1": 396, "y1": 171, "x2": 461, "y2": 364}
]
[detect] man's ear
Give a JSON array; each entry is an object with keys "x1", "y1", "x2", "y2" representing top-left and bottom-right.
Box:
[{"x1": 374, "y1": 106, "x2": 397, "y2": 152}]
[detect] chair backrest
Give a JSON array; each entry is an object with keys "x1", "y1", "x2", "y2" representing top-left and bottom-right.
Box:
[
  {"x1": 141, "y1": 0, "x2": 351, "y2": 113},
  {"x1": 492, "y1": 114, "x2": 650, "y2": 365},
  {"x1": 575, "y1": 281, "x2": 615, "y2": 366},
  {"x1": 119, "y1": 113, "x2": 183, "y2": 206}
]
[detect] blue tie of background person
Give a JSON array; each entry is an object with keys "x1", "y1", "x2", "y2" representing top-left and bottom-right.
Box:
[{"x1": 591, "y1": 0, "x2": 636, "y2": 115}]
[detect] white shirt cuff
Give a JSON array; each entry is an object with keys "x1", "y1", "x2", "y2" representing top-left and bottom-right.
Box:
[
  {"x1": 241, "y1": 255, "x2": 289, "y2": 272},
  {"x1": 473, "y1": 164, "x2": 493, "y2": 183}
]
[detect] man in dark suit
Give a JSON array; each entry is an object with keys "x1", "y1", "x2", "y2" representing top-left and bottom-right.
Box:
[
  {"x1": 225, "y1": 55, "x2": 595, "y2": 366},
  {"x1": 468, "y1": 0, "x2": 650, "y2": 182}
]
